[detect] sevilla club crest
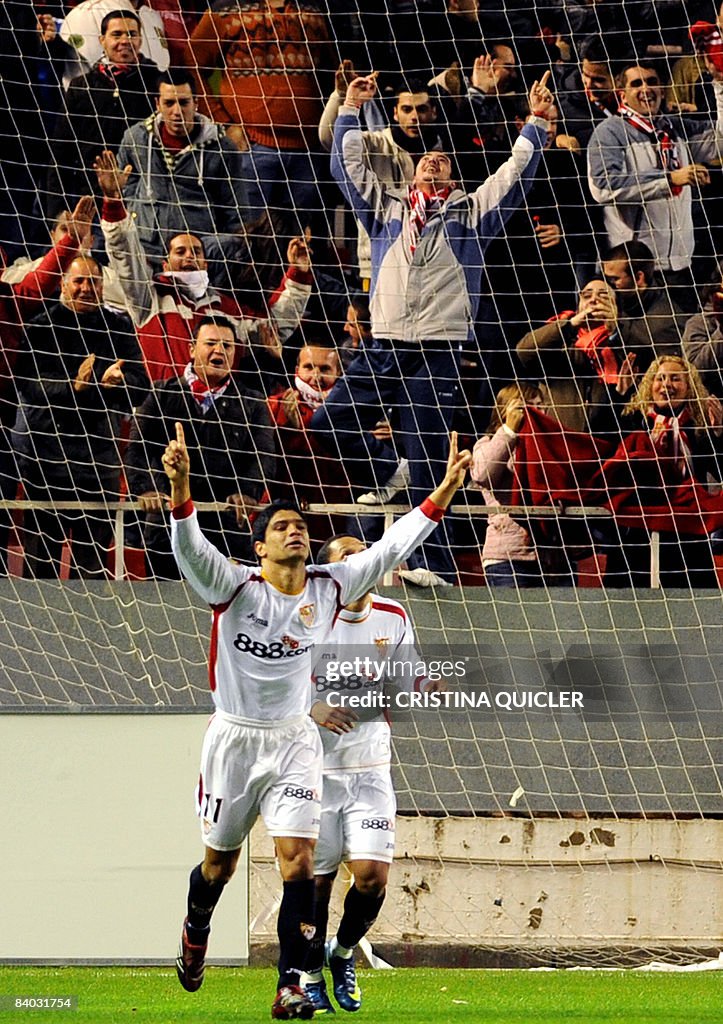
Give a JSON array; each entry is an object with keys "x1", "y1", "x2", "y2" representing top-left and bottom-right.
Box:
[{"x1": 299, "y1": 603, "x2": 315, "y2": 627}]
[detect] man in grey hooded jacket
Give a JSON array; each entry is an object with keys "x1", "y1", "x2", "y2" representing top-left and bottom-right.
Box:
[
  {"x1": 117, "y1": 68, "x2": 247, "y2": 264},
  {"x1": 588, "y1": 59, "x2": 723, "y2": 310}
]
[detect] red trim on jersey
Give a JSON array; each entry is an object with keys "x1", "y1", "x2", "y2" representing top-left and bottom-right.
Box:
[
  {"x1": 208, "y1": 607, "x2": 220, "y2": 691},
  {"x1": 413, "y1": 675, "x2": 428, "y2": 692},
  {"x1": 370, "y1": 598, "x2": 408, "y2": 622},
  {"x1": 197, "y1": 771, "x2": 204, "y2": 815},
  {"x1": 420, "y1": 498, "x2": 445, "y2": 522},
  {"x1": 171, "y1": 498, "x2": 194, "y2": 519},
  {"x1": 208, "y1": 577, "x2": 260, "y2": 691}
]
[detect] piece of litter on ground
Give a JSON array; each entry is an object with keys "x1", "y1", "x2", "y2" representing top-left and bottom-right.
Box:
[{"x1": 509, "y1": 786, "x2": 525, "y2": 807}]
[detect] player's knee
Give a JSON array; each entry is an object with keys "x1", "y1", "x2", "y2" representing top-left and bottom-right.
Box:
[
  {"x1": 202, "y1": 849, "x2": 240, "y2": 886},
  {"x1": 353, "y1": 865, "x2": 388, "y2": 897},
  {"x1": 201, "y1": 864, "x2": 234, "y2": 886},
  {"x1": 277, "y1": 838, "x2": 316, "y2": 880}
]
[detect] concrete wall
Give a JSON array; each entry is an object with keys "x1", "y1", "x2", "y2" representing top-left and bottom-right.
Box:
[
  {"x1": 0, "y1": 715, "x2": 248, "y2": 964},
  {"x1": 0, "y1": 710, "x2": 719, "y2": 965},
  {"x1": 0, "y1": 582, "x2": 721, "y2": 963},
  {"x1": 249, "y1": 816, "x2": 723, "y2": 966}
]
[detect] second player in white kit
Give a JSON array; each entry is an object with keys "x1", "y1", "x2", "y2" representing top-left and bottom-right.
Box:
[{"x1": 304, "y1": 533, "x2": 439, "y2": 1014}]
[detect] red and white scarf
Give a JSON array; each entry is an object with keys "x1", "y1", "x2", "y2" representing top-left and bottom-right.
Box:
[
  {"x1": 551, "y1": 312, "x2": 620, "y2": 385},
  {"x1": 97, "y1": 59, "x2": 133, "y2": 79},
  {"x1": 618, "y1": 103, "x2": 682, "y2": 195},
  {"x1": 294, "y1": 375, "x2": 330, "y2": 411},
  {"x1": 647, "y1": 406, "x2": 692, "y2": 479},
  {"x1": 574, "y1": 324, "x2": 619, "y2": 385},
  {"x1": 184, "y1": 362, "x2": 230, "y2": 413},
  {"x1": 407, "y1": 186, "x2": 452, "y2": 254}
]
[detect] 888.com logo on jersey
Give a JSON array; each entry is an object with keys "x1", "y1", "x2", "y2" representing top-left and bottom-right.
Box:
[{"x1": 233, "y1": 632, "x2": 313, "y2": 659}]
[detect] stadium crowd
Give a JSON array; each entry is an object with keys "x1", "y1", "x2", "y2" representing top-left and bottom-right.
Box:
[{"x1": 3, "y1": 0, "x2": 723, "y2": 588}]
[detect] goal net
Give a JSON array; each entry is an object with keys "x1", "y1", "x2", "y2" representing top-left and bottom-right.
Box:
[{"x1": 1, "y1": 0, "x2": 722, "y2": 968}]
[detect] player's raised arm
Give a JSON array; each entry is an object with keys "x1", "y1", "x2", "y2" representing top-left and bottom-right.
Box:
[
  {"x1": 329, "y1": 433, "x2": 472, "y2": 604},
  {"x1": 167, "y1": 419, "x2": 248, "y2": 601},
  {"x1": 162, "y1": 422, "x2": 191, "y2": 508},
  {"x1": 427, "y1": 431, "x2": 473, "y2": 509}
]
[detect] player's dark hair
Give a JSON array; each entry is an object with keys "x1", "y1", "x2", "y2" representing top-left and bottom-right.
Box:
[
  {"x1": 251, "y1": 499, "x2": 305, "y2": 547},
  {"x1": 100, "y1": 9, "x2": 141, "y2": 34}
]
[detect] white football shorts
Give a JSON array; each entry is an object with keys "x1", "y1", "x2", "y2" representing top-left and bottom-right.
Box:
[
  {"x1": 195, "y1": 711, "x2": 323, "y2": 851},
  {"x1": 314, "y1": 768, "x2": 396, "y2": 874}
]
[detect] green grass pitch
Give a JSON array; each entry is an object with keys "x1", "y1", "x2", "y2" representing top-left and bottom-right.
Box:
[{"x1": 0, "y1": 967, "x2": 721, "y2": 1023}]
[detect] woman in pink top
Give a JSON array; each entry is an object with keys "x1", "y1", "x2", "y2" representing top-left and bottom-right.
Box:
[{"x1": 471, "y1": 384, "x2": 575, "y2": 587}]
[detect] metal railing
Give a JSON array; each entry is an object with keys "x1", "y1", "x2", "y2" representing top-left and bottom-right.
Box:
[{"x1": 1, "y1": 498, "x2": 667, "y2": 587}]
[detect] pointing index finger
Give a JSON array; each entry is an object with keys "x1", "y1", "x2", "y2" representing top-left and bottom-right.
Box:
[{"x1": 175, "y1": 422, "x2": 185, "y2": 446}]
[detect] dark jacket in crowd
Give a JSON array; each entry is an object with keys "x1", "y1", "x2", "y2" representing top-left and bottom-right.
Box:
[
  {"x1": 126, "y1": 374, "x2": 276, "y2": 506},
  {"x1": 126, "y1": 373, "x2": 277, "y2": 568},
  {"x1": 46, "y1": 59, "x2": 159, "y2": 216},
  {"x1": 12, "y1": 301, "x2": 149, "y2": 488}
]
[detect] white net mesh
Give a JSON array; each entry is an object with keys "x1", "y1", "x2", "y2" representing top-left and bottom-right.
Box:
[{"x1": 1, "y1": 0, "x2": 722, "y2": 966}]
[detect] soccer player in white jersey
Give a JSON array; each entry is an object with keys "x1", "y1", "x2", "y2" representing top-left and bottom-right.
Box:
[
  {"x1": 161, "y1": 422, "x2": 470, "y2": 1021},
  {"x1": 303, "y1": 534, "x2": 439, "y2": 1014}
]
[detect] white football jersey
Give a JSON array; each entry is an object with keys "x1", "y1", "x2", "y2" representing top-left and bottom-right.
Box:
[
  {"x1": 312, "y1": 595, "x2": 426, "y2": 771},
  {"x1": 171, "y1": 504, "x2": 438, "y2": 723}
]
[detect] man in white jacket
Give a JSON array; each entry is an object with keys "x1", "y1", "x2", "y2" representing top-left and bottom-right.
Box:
[{"x1": 318, "y1": 63, "x2": 445, "y2": 284}]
